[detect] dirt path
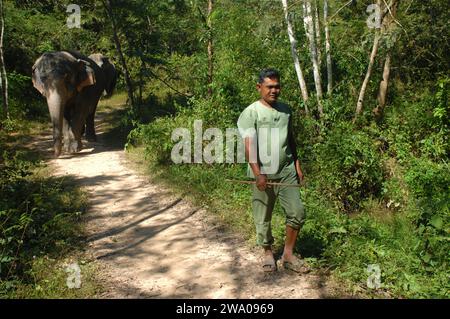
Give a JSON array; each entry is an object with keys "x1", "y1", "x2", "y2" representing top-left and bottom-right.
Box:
[{"x1": 36, "y1": 107, "x2": 336, "y2": 299}]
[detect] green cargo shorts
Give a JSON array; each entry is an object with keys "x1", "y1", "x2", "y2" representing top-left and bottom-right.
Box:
[{"x1": 251, "y1": 168, "x2": 306, "y2": 247}]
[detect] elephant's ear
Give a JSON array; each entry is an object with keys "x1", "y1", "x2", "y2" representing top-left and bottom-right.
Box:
[
  {"x1": 32, "y1": 65, "x2": 46, "y2": 96},
  {"x1": 76, "y1": 59, "x2": 96, "y2": 92}
]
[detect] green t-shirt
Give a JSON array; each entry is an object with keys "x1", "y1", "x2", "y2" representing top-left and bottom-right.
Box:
[{"x1": 237, "y1": 100, "x2": 295, "y2": 179}]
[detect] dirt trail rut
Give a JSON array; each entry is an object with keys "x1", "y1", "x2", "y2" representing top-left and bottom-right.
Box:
[{"x1": 38, "y1": 109, "x2": 334, "y2": 299}]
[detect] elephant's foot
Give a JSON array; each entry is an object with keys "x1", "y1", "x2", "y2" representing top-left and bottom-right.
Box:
[
  {"x1": 76, "y1": 140, "x2": 82, "y2": 152},
  {"x1": 54, "y1": 140, "x2": 62, "y2": 158},
  {"x1": 85, "y1": 126, "x2": 97, "y2": 142},
  {"x1": 70, "y1": 140, "x2": 82, "y2": 153},
  {"x1": 63, "y1": 139, "x2": 82, "y2": 154},
  {"x1": 86, "y1": 134, "x2": 97, "y2": 142},
  {"x1": 63, "y1": 139, "x2": 70, "y2": 153}
]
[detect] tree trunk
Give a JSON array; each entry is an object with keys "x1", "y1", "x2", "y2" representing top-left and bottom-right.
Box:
[
  {"x1": 373, "y1": 0, "x2": 399, "y2": 117},
  {"x1": 102, "y1": 0, "x2": 135, "y2": 109},
  {"x1": 354, "y1": 0, "x2": 384, "y2": 119},
  {"x1": 207, "y1": 0, "x2": 213, "y2": 98},
  {"x1": 373, "y1": 53, "x2": 391, "y2": 117},
  {"x1": 314, "y1": 0, "x2": 322, "y2": 68},
  {"x1": 303, "y1": 0, "x2": 323, "y2": 117},
  {"x1": 324, "y1": 0, "x2": 333, "y2": 95},
  {"x1": 356, "y1": 0, "x2": 399, "y2": 119},
  {"x1": 281, "y1": 0, "x2": 309, "y2": 113},
  {"x1": 355, "y1": 31, "x2": 381, "y2": 119},
  {"x1": 0, "y1": 0, "x2": 9, "y2": 120}
]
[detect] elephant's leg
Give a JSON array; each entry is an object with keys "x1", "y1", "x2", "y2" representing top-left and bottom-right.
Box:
[
  {"x1": 62, "y1": 116, "x2": 71, "y2": 153},
  {"x1": 52, "y1": 122, "x2": 63, "y2": 157},
  {"x1": 62, "y1": 103, "x2": 74, "y2": 153},
  {"x1": 69, "y1": 99, "x2": 93, "y2": 153},
  {"x1": 85, "y1": 103, "x2": 98, "y2": 142},
  {"x1": 63, "y1": 121, "x2": 80, "y2": 153},
  {"x1": 69, "y1": 112, "x2": 84, "y2": 153},
  {"x1": 46, "y1": 92, "x2": 65, "y2": 157}
]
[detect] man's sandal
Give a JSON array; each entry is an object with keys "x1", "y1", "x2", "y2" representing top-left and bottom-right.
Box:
[
  {"x1": 262, "y1": 255, "x2": 277, "y2": 273},
  {"x1": 279, "y1": 256, "x2": 311, "y2": 274}
]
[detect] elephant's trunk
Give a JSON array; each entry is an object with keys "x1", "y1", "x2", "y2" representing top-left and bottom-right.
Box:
[{"x1": 46, "y1": 90, "x2": 65, "y2": 157}]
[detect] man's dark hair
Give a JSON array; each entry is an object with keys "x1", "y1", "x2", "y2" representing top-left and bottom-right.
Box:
[{"x1": 258, "y1": 68, "x2": 280, "y2": 83}]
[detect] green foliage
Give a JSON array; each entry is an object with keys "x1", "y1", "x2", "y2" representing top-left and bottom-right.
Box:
[
  {"x1": 382, "y1": 79, "x2": 449, "y2": 163},
  {"x1": 434, "y1": 77, "x2": 450, "y2": 124},
  {"x1": 297, "y1": 186, "x2": 449, "y2": 298},
  {"x1": 0, "y1": 147, "x2": 87, "y2": 296},
  {"x1": 128, "y1": 94, "x2": 243, "y2": 165},
  {"x1": 6, "y1": 71, "x2": 48, "y2": 119},
  {"x1": 404, "y1": 156, "x2": 449, "y2": 271},
  {"x1": 321, "y1": 211, "x2": 448, "y2": 298},
  {"x1": 312, "y1": 122, "x2": 384, "y2": 211},
  {"x1": 5, "y1": 254, "x2": 100, "y2": 299},
  {"x1": 395, "y1": 0, "x2": 450, "y2": 82},
  {"x1": 128, "y1": 117, "x2": 176, "y2": 164}
]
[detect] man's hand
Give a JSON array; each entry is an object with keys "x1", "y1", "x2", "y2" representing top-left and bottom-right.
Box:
[
  {"x1": 256, "y1": 174, "x2": 267, "y2": 191},
  {"x1": 295, "y1": 160, "x2": 304, "y2": 184},
  {"x1": 297, "y1": 170, "x2": 304, "y2": 182}
]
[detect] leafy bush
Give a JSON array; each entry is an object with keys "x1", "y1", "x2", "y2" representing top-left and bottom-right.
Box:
[
  {"x1": 300, "y1": 188, "x2": 449, "y2": 298},
  {"x1": 5, "y1": 72, "x2": 49, "y2": 120},
  {"x1": 0, "y1": 150, "x2": 86, "y2": 291},
  {"x1": 404, "y1": 157, "x2": 449, "y2": 271},
  {"x1": 384, "y1": 79, "x2": 449, "y2": 162},
  {"x1": 128, "y1": 95, "x2": 243, "y2": 165},
  {"x1": 312, "y1": 122, "x2": 384, "y2": 211},
  {"x1": 128, "y1": 117, "x2": 178, "y2": 164}
]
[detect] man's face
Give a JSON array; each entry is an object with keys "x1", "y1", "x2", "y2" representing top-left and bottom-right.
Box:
[{"x1": 257, "y1": 76, "x2": 281, "y2": 105}]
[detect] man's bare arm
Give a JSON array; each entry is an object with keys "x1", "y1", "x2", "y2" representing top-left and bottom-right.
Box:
[{"x1": 244, "y1": 137, "x2": 267, "y2": 191}]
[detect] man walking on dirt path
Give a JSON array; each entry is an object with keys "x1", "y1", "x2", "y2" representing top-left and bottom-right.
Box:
[{"x1": 237, "y1": 68, "x2": 310, "y2": 274}]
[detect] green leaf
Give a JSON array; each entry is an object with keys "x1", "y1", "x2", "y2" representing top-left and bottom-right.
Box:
[
  {"x1": 430, "y1": 216, "x2": 443, "y2": 230},
  {"x1": 329, "y1": 226, "x2": 347, "y2": 234},
  {"x1": 422, "y1": 253, "x2": 432, "y2": 263},
  {"x1": 0, "y1": 255, "x2": 13, "y2": 263}
]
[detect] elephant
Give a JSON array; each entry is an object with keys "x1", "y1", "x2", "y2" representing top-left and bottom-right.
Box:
[
  {"x1": 32, "y1": 51, "x2": 116, "y2": 156},
  {"x1": 85, "y1": 53, "x2": 117, "y2": 140}
]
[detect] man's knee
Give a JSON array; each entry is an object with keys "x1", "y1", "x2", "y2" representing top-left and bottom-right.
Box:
[{"x1": 285, "y1": 205, "x2": 306, "y2": 229}]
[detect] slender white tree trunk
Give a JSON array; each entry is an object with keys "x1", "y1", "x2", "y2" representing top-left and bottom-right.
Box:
[
  {"x1": 303, "y1": 0, "x2": 323, "y2": 117},
  {"x1": 281, "y1": 0, "x2": 309, "y2": 113},
  {"x1": 324, "y1": 0, "x2": 333, "y2": 95},
  {"x1": 355, "y1": 31, "x2": 381, "y2": 118},
  {"x1": 0, "y1": 0, "x2": 8, "y2": 119},
  {"x1": 354, "y1": 0, "x2": 384, "y2": 119},
  {"x1": 314, "y1": 0, "x2": 322, "y2": 68}
]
